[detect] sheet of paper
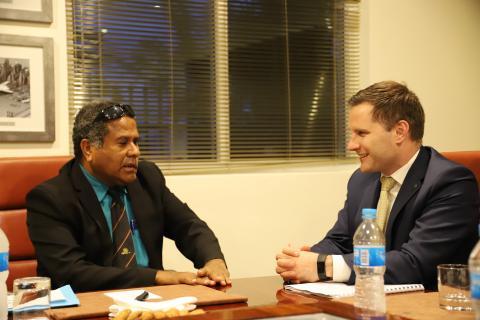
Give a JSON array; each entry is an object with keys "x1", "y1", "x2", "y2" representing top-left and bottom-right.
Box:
[
  {"x1": 285, "y1": 282, "x2": 424, "y2": 298},
  {"x1": 50, "y1": 289, "x2": 66, "y2": 302},
  {"x1": 104, "y1": 289, "x2": 161, "y2": 301},
  {"x1": 8, "y1": 285, "x2": 80, "y2": 311},
  {"x1": 7, "y1": 288, "x2": 64, "y2": 309}
]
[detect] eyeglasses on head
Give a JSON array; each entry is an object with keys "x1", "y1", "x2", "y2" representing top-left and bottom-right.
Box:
[{"x1": 94, "y1": 103, "x2": 135, "y2": 123}]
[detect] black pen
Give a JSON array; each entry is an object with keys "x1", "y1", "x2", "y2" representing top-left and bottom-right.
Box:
[
  {"x1": 283, "y1": 280, "x2": 293, "y2": 287},
  {"x1": 135, "y1": 291, "x2": 149, "y2": 301}
]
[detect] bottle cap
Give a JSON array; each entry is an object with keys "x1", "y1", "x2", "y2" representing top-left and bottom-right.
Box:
[{"x1": 362, "y1": 208, "x2": 377, "y2": 219}]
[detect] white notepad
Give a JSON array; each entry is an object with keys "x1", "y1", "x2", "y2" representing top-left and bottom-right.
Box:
[{"x1": 284, "y1": 282, "x2": 424, "y2": 298}]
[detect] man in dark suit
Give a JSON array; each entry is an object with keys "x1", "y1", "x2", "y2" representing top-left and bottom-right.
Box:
[
  {"x1": 275, "y1": 81, "x2": 479, "y2": 289},
  {"x1": 27, "y1": 101, "x2": 230, "y2": 292}
]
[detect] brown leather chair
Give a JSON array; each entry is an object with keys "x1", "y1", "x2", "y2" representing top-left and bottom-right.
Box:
[
  {"x1": 442, "y1": 151, "x2": 480, "y2": 187},
  {"x1": 0, "y1": 156, "x2": 71, "y2": 291}
]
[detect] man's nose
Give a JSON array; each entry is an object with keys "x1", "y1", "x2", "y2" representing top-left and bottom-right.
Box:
[
  {"x1": 128, "y1": 143, "x2": 140, "y2": 157},
  {"x1": 347, "y1": 137, "x2": 358, "y2": 151}
]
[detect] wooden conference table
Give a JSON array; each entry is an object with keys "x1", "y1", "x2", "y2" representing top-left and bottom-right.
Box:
[
  {"x1": 203, "y1": 276, "x2": 475, "y2": 320},
  {"x1": 24, "y1": 276, "x2": 477, "y2": 320}
]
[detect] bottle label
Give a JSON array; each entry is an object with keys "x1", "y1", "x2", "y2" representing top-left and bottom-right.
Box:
[
  {"x1": 354, "y1": 245, "x2": 385, "y2": 267},
  {"x1": 0, "y1": 252, "x2": 8, "y2": 272},
  {"x1": 470, "y1": 271, "x2": 480, "y2": 299}
]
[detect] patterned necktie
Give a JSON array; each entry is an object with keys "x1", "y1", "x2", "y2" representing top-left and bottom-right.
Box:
[
  {"x1": 108, "y1": 188, "x2": 136, "y2": 268},
  {"x1": 376, "y1": 176, "x2": 396, "y2": 232}
]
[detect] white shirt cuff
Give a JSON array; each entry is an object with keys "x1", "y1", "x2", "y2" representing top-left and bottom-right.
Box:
[{"x1": 332, "y1": 255, "x2": 352, "y2": 282}]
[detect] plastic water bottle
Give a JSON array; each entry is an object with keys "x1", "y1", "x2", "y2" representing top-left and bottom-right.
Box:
[
  {"x1": 0, "y1": 227, "x2": 9, "y2": 320},
  {"x1": 353, "y1": 208, "x2": 386, "y2": 316},
  {"x1": 469, "y1": 225, "x2": 480, "y2": 319}
]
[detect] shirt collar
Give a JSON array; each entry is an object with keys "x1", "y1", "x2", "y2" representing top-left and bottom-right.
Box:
[
  {"x1": 385, "y1": 148, "x2": 420, "y2": 186},
  {"x1": 79, "y1": 164, "x2": 127, "y2": 202}
]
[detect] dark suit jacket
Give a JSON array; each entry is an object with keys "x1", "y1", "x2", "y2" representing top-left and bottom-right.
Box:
[
  {"x1": 311, "y1": 146, "x2": 480, "y2": 289},
  {"x1": 26, "y1": 159, "x2": 225, "y2": 292}
]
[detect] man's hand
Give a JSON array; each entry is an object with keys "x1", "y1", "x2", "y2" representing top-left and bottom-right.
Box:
[
  {"x1": 275, "y1": 245, "x2": 319, "y2": 283},
  {"x1": 154, "y1": 270, "x2": 210, "y2": 285},
  {"x1": 197, "y1": 258, "x2": 231, "y2": 286}
]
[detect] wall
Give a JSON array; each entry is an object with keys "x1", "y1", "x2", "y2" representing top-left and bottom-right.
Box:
[
  {"x1": 0, "y1": 0, "x2": 479, "y2": 278},
  {"x1": 0, "y1": 0, "x2": 69, "y2": 156},
  {"x1": 360, "y1": 0, "x2": 480, "y2": 151}
]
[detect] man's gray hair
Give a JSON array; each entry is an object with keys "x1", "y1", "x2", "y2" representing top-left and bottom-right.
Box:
[{"x1": 72, "y1": 100, "x2": 114, "y2": 159}]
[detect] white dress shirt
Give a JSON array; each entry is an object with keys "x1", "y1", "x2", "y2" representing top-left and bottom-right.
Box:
[{"x1": 331, "y1": 149, "x2": 420, "y2": 282}]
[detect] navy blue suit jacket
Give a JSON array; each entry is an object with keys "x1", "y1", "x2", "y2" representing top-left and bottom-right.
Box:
[{"x1": 311, "y1": 146, "x2": 480, "y2": 289}]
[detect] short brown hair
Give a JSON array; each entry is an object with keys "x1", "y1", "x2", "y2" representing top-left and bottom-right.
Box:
[{"x1": 348, "y1": 81, "x2": 425, "y2": 141}]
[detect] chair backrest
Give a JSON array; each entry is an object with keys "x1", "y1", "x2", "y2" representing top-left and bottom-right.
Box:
[
  {"x1": 0, "y1": 156, "x2": 71, "y2": 291},
  {"x1": 442, "y1": 151, "x2": 480, "y2": 188}
]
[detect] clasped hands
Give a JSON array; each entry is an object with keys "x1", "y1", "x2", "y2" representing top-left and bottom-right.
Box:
[
  {"x1": 275, "y1": 245, "x2": 323, "y2": 283},
  {"x1": 155, "y1": 258, "x2": 231, "y2": 287}
]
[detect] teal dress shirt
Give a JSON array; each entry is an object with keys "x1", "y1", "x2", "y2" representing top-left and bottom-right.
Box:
[{"x1": 80, "y1": 165, "x2": 149, "y2": 267}]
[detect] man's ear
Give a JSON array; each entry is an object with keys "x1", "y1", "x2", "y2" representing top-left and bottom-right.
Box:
[
  {"x1": 80, "y1": 138, "x2": 94, "y2": 162},
  {"x1": 394, "y1": 120, "x2": 410, "y2": 143}
]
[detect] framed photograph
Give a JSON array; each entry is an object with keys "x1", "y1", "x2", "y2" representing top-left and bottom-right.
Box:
[
  {"x1": 0, "y1": 34, "x2": 55, "y2": 142},
  {"x1": 0, "y1": 0, "x2": 52, "y2": 23}
]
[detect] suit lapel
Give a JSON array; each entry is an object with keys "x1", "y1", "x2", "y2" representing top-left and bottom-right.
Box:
[
  {"x1": 355, "y1": 174, "x2": 381, "y2": 228},
  {"x1": 385, "y1": 147, "x2": 430, "y2": 238},
  {"x1": 70, "y1": 161, "x2": 110, "y2": 235},
  {"x1": 127, "y1": 180, "x2": 158, "y2": 262}
]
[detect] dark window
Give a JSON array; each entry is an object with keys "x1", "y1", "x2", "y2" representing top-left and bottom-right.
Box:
[{"x1": 67, "y1": 0, "x2": 359, "y2": 173}]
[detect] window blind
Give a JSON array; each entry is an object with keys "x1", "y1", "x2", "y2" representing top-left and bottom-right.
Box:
[{"x1": 66, "y1": 0, "x2": 359, "y2": 174}]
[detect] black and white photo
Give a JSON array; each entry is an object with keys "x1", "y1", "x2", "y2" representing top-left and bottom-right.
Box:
[{"x1": 0, "y1": 34, "x2": 54, "y2": 142}]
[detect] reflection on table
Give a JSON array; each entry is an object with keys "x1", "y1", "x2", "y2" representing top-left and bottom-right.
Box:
[
  {"x1": 213, "y1": 276, "x2": 474, "y2": 320},
  {"x1": 11, "y1": 276, "x2": 476, "y2": 320}
]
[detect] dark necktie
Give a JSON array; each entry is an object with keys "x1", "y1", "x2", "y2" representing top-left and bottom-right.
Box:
[{"x1": 108, "y1": 188, "x2": 136, "y2": 268}]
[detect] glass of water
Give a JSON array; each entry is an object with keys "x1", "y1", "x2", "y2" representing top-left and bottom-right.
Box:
[
  {"x1": 437, "y1": 264, "x2": 472, "y2": 311},
  {"x1": 12, "y1": 276, "x2": 51, "y2": 319}
]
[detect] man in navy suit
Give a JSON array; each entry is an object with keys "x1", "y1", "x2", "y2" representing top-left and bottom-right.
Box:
[
  {"x1": 27, "y1": 101, "x2": 230, "y2": 292},
  {"x1": 275, "y1": 81, "x2": 479, "y2": 289}
]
